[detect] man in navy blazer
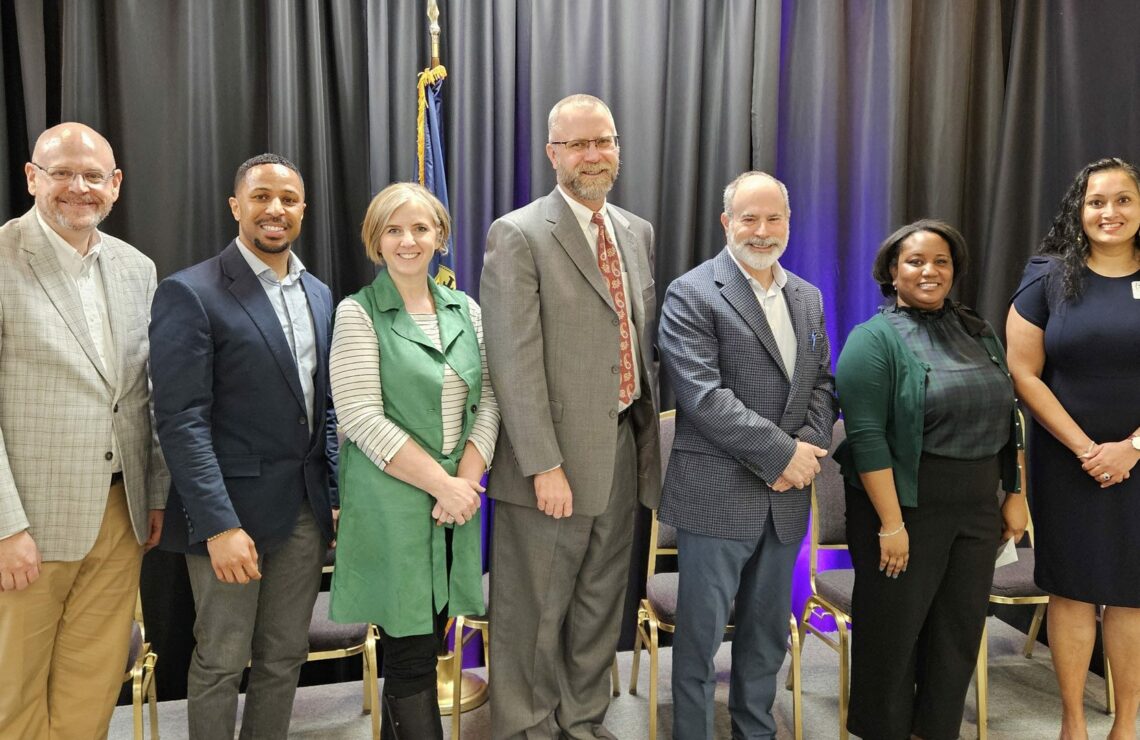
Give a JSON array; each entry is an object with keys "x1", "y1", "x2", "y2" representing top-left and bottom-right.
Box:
[
  {"x1": 657, "y1": 171, "x2": 837, "y2": 739},
  {"x1": 150, "y1": 154, "x2": 337, "y2": 739}
]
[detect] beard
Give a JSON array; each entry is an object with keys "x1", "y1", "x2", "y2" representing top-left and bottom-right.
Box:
[
  {"x1": 41, "y1": 197, "x2": 113, "y2": 234},
  {"x1": 729, "y1": 234, "x2": 787, "y2": 271},
  {"x1": 557, "y1": 158, "x2": 619, "y2": 203},
  {"x1": 253, "y1": 237, "x2": 291, "y2": 255}
]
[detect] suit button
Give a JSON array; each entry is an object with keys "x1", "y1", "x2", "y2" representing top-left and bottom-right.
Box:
[
  {"x1": 612, "y1": 317, "x2": 619, "y2": 326},
  {"x1": 104, "y1": 451, "x2": 114, "y2": 461},
  {"x1": 611, "y1": 365, "x2": 619, "y2": 374},
  {"x1": 299, "y1": 417, "x2": 306, "y2": 425},
  {"x1": 609, "y1": 409, "x2": 617, "y2": 419}
]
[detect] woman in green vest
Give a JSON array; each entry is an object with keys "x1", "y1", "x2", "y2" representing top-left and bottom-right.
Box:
[{"x1": 328, "y1": 182, "x2": 499, "y2": 739}]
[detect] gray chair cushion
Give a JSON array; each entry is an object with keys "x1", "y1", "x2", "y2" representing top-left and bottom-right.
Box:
[
  {"x1": 814, "y1": 568, "x2": 855, "y2": 615},
  {"x1": 125, "y1": 621, "x2": 143, "y2": 673},
  {"x1": 646, "y1": 572, "x2": 734, "y2": 625},
  {"x1": 657, "y1": 520, "x2": 678, "y2": 549},
  {"x1": 991, "y1": 548, "x2": 1047, "y2": 598},
  {"x1": 659, "y1": 414, "x2": 676, "y2": 475},
  {"x1": 310, "y1": 591, "x2": 368, "y2": 651}
]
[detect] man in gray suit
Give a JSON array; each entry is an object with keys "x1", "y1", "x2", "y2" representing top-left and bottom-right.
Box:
[
  {"x1": 658, "y1": 171, "x2": 837, "y2": 739},
  {"x1": 0, "y1": 123, "x2": 167, "y2": 738},
  {"x1": 481, "y1": 93, "x2": 661, "y2": 739}
]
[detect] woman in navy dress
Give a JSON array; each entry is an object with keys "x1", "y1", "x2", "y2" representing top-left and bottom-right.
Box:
[{"x1": 1007, "y1": 157, "x2": 1140, "y2": 739}]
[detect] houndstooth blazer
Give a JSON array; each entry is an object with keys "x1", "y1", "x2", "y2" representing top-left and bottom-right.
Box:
[
  {"x1": 657, "y1": 247, "x2": 837, "y2": 543},
  {"x1": 0, "y1": 208, "x2": 168, "y2": 561}
]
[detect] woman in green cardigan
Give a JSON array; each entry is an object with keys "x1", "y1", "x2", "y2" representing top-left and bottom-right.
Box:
[
  {"x1": 834, "y1": 219, "x2": 1026, "y2": 740},
  {"x1": 328, "y1": 183, "x2": 499, "y2": 738}
]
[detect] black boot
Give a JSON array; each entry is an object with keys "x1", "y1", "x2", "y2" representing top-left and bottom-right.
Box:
[{"x1": 381, "y1": 686, "x2": 443, "y2": 740}]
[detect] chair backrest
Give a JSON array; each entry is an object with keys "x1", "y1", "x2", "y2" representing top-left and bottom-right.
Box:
[
  {"x1": 809, "y1": 419, "x2": 848, "y2": 585},
  {"x1": 648, "y1": 410, "x2": 678, "y2": 579}
]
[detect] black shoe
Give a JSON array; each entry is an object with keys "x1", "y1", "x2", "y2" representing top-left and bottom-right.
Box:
[{"x1": 381, "y1": 687, "x2": 443, "y2": 740}]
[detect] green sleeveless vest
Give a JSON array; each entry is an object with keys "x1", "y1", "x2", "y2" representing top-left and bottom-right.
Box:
[{"x1": 329, "y1": 270, "x2": 485, "y2": 636}]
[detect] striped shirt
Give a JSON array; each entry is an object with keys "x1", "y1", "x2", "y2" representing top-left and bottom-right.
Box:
[{"x1": 329, "y1": 297, "x2": 499, "y2": 471}]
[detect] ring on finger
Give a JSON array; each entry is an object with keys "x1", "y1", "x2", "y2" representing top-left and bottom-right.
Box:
[{"x1": 1101, "y1": 472, "x2": 1111, "y2": 481}]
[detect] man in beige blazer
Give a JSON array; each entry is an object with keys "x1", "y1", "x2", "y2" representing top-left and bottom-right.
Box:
[
  {"x1": 0, "y1": 123, "x2": 167, "y2": 738},
  {"x1": 481, "y1": 94, "x2": 661, "y2": 739}
]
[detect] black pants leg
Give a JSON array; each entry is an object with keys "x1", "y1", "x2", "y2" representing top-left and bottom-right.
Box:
[{"x1": 846, "y1": 454, "x2": 1001, "y2": 740}]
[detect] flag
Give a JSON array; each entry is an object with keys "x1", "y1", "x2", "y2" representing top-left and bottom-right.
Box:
[{"x1": 416, "y1": 65, "x2": 456, "y2": 289}]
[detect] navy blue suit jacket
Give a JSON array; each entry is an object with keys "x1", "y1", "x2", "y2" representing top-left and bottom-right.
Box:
[
  {"x1": 151, "y1": 241, "x2": 338, "y2": 555},
  {"x1": 657, "y1": 248, "x2": 837, "y2": 543}
]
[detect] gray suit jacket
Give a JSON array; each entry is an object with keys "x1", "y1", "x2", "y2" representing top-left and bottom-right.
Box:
[
  {"x1": 0, "y1": 209, "x2": 168, "y2": 561},
  {"x1": 481, "y1": 189, "x2": 661, "y2": 516},
  {"x1": 657, "y1": 248, "x2": 837, "y2": 542}
]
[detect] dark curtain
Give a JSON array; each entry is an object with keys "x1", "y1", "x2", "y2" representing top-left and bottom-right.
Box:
[{"x1": 4, "y1": 0, "x2": 1140, "y2": 701}]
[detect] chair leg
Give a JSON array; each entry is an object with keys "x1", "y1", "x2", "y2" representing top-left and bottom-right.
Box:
[
  {"x1": 481, "y1": 624, "x2": 490, "y2": 675},
  {"x1": 975, "y1": 621, "x2": 988, "y2": 740},
  {"x1": 789, "y1": 614, "x2": 803, "y2": 740},
  {"x1": 132, "y1": 667, "x2": 144, "y2": 740},
  {"x1": 1105, "y1": 653, "x2": 1116, "y2": 715},
  {"x1": 452, "y1": 616, "x2": 465, "y2": 740},
  {"x1": 610, "y1": 655, "x2": 620, "y2": 696},
  {"x1": 1024, "y1": 603, "x2": 1046, "y2": 658},
  {"x1": 787, "y1": 601, "x2": 813, "y2": 691},
  {"x1": 647, "y1": 619, "x2": 660, "y2": 740},
  {"x1": 365, "y1": 627, "x2": 380, "y2": 740},
  {"x1": 630, "y1": 616, "x2": 644, "y2": 695},
  {"x1": 837, "y1": 619, "x2": 850, "y2": 740}
]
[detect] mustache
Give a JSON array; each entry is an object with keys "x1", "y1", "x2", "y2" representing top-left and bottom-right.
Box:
[{"x1": 744, "y1": 237, "x2": 782, "y2": 248}]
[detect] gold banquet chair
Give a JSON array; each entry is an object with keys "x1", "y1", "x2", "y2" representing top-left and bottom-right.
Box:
[
  {"x1": 307, "y1": 550, "x2": 381, "y2": 740},
  {"x1": 123, "y1": 592, "x2": 159, "y2": 740},
  {"x1": 792, "y1": 419, "x2": 854, "y2": 740},
  {"x1": 630, "y1": 409, "x2": 802, "y2": 740}
]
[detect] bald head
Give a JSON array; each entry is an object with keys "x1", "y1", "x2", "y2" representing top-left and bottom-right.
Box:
[
  {"x1": 33, "y1": 123, "x2": 117, "y2": 171},
  {"x1": 25, "y1": 123, "x2": 122, "y2": 252}
]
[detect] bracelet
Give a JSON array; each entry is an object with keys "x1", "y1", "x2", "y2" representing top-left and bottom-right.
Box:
[
  {"x1": 1077, "y1": 441, "x2": 1095, "y2": 459},
  {"x1": 207, "y1": 528, "x2": 237, "y2": 542},
  {"x1": 877, "y1": 522, "x2": 906, "y2": 538}
]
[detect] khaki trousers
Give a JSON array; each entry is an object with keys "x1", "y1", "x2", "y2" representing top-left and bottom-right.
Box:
[{"x1": 0, "y1": 480, "x2": 142, "y2": 740}]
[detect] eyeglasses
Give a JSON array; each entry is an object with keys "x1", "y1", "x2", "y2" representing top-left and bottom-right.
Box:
[
  {"x1": 548, "y1": 136, "x2": 620, "y2": 153},
  {"x1": 30, "y1": 162, "x2": 117, "y2": 186}
]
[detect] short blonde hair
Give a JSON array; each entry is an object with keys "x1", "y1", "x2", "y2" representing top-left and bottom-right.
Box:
[{"x1": 360, "y1": 182, "x2": 451, "y2": 266}]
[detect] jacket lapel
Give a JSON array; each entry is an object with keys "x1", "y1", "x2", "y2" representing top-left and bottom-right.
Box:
[
  {"x1": 221, "y1": 242, "x2": 307, "y2": 414},
  {"x1": 21, "y1": 211, "x2": 112, "y2": 386},
  {"x1": 545, "y1": 190, "x2": 614, "y2": 310},
  {"x1": 782, "y1": 278, "x2": 812, "y2": 406},
  {"x1": 714, "y1": 249, "x2": 789, "y2": 381},
  {"x1": 610, "y1": 208, "x2": 646, "y2": 328}
]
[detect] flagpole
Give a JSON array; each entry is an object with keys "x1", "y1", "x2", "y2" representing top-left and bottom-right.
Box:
[{"x1": 428, "y1": 0, "x2": 441, "y2": 68}]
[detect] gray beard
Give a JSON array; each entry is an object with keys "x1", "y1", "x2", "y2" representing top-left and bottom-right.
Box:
[{"x1": 729, "y1": 239, "x2": 786, "y2": 271}]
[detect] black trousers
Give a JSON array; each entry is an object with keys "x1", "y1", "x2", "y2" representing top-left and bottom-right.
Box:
[{"x1": 846, "y1": 453, "x2": 1001, "y2": 740}]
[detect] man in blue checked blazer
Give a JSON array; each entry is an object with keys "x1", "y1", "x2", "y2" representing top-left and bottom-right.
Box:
[{"x1": 657, "y1": 171, "x2": 838, "y2": 739}]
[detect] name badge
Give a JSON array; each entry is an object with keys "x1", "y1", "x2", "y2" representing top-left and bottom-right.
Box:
[{"x1": 1133, "y1": 281, "x2": 1140, "y2": 299}]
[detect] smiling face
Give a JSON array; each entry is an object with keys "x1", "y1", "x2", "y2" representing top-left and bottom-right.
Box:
[
  {"x1": 722, "y1": 175, "x2": 790, "y2": 273},
  {"x1": 377, "y1": 200, "x2": 442, "y2": 281},
  {"x1": 25, "y1": 123, "x2": 122, "y2": 249},
  {"x1": 1081, "y1": 168, "x2": 1140, "y2": 253},
  {"x1": 229, "y1": 163, "x2": 306, "y2": 257},
  {"x1": 546, "y1": 103, "x2": 620, "y2": 210},
  {"x1": 891, "y1": 230, "x2": 954, "y2": 311}
]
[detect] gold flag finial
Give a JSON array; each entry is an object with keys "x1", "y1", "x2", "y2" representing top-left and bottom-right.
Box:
[{"x1": 428, "y1": 1, "x2": 441, "y2": 68}]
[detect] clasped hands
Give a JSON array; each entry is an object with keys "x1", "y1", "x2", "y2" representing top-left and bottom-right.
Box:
[
  {"x1": 430, "y1": 475, "x2": 483, "y2": 526},
  {"x1": 1079, "y1": 439, "x2": 1138, "y2": 489},
  {"x1": 772, "y1": 441, "x2": 828, "y2": 492}
]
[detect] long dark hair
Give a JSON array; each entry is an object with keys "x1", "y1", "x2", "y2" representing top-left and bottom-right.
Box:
[{"x1": 1039, "y1": 157, "x2": 1140, "y2": 300}]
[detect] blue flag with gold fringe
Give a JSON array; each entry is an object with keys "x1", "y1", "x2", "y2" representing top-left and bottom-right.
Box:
[{"x1": 417, "y1": 65, "x2": 456, "y2": 289}]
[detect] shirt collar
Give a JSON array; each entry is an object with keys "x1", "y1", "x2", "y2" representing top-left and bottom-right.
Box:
[
  {"x1": 36, "y1": 209, "x2": 102, "y2": 278},
  {"x1": 235, "y1": 238, "x2": 307, "y2": 285},
  {"x1": 725, "y1": 245, "x2": 787, "y2": 293},
  {"x1": 557, "y1": 184, "x2": 609, "y2": 230}
]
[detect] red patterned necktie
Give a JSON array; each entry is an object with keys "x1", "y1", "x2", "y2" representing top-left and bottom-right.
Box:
[{"x1": 591, "y1": 211, "x2": 635, "y2": 406}]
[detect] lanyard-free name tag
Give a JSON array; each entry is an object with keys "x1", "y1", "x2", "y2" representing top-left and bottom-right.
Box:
[{"x1": 1133, "y1": 281, "x2": 1140, "y2": 299}]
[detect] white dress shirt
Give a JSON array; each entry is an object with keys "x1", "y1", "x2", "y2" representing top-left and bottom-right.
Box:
[
  {"x1": 556, "y1": 186, "x2": 642, "y2": 408},
  {"x1": 36, "y1": 211, "x2": 121, "y2": 472},
  {"x1": 235, "y1": 240, "x2": 318, "y2": 428},
  {"x1": 727, "y1": 247, "x2": 797, "y2": 378}
]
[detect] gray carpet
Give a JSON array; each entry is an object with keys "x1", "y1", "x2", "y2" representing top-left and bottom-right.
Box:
[{"x1": 110, "y1": 616, "x2": 1132, "y2": 738}]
